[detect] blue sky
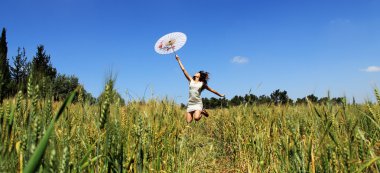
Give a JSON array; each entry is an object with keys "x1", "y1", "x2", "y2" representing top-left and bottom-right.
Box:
[{"x1": 1, "y1": 0, "x2": 379, "y2": 103}]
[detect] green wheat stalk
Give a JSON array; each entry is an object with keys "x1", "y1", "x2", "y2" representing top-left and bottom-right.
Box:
[{"x1": 23, "y1": 89, "x2": 77, "y2": 173}]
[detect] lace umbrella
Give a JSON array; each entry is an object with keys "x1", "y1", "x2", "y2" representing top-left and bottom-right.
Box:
[{"x1": 154, "y1": 32, "x2": 187, "y2": 55}]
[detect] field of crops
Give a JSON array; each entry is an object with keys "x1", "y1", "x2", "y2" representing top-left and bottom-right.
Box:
[{"x1": 1, "y1": 81, "x2": 380, "y2": 172}]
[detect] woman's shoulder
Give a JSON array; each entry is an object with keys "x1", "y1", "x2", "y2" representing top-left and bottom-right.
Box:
[{"x1": 201, "y1": 82, "x2": 207, "y2": 88}]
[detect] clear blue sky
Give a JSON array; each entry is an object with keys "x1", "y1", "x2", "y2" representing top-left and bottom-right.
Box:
[{"x1": 1, "y1": 0, "x2": 379, "y2": 103}]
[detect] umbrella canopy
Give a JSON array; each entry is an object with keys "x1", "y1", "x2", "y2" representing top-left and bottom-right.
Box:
[{"x1": 154, "y1": 32, "x2": 187, "y2": 55}]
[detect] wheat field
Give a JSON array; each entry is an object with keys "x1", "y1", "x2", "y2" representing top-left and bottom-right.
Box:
[{"x1": 1, "y1": 81, "x2": 380, "y2": 172}]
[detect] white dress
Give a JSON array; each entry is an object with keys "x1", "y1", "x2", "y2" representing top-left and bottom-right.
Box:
[{"x1": 187, "y1": 80, "x2": 203, "y2": 112}]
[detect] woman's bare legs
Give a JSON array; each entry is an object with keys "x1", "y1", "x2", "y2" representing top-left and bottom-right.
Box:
[
  {"x1": 201, "y1": 109, "x2": 209, "y2": 117},
  {"x1": 193, "y1": 110, "x2": 202, "y2": 121},
  {"x1": 186, "y1": 110, "x2": 203, "y2": 123},
  {"x1": 186, "y1": 112, "x2": 193, "y2": 123}
]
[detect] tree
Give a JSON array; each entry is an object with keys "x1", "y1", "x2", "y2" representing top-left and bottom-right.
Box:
[
  {"x1": 331, "y1": 97, "x2": 344, "y2": 105},
  {"x1": 210, "y1": 97, "x2": 220, "y2": 108},
  {"x1": 230, "y1": 95, "x2": 244, "y2": 106},
  {"x1": 296, "y1": 97, "x2": 307, "y2": 105},
  {"x1": 270, "y1": 89, "x2": 290, "y2": 105},
  {"x1": 84, "y1": 91, "x2": 96, "y2": 105},
  {"x1": 288, "y1": 98, "x2": 294, "y2": 105},
  {"x1": 258, "y1": 95, "x2": 271, "y2": 104},
  {"x1": 219, "y1": 97, "x2": 228, "y2": 108},
  {"x1": 0, "y1": 72, "x2": 3, "y2": 101},
  {"x1": 203, "y1": 97, "x2": 228, "y2": 109},
  {"x1": 31, "y1": 45, "x2": 57, "y2": 80},
  {"x1": 203, "y1": 97, "x2": 210, "y2": 108},
  {"x1": 0, "y1": 28, "x2": 11, "y2": 103},
  {"x1": 244, "y1": 94, "x2": 258, "y2": 105},
  {"x1": 52, "y1": 74, "x2": 79, "y2": 101},
  {"x1": 203, "y1": 97, "x2": 217, "y2": 109},
  {"x1": 318, "y1": 97, "x2": 329, "y2": 105},
  {"x1": 31, "y1": 45, "x2": 57, "y2": 98},
  {"x1": 306, "y1": 94, "x2": 318, "y2": 103},
  {"x1": 10, "y1": 47, "x2": 28, "y2": 94}
]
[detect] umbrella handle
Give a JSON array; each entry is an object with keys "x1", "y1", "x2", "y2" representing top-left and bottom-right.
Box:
[{"x1": 171, "y1": 47, "x2": 177, "y2": 56}]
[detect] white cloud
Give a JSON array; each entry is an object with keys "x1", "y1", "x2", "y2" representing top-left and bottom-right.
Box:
[
  {"x1": 231, "y1": 56, "x2": 249, "y2": 64},
  {"x1": 363, "y1": 66, "x2": 380, "y2": 72}
]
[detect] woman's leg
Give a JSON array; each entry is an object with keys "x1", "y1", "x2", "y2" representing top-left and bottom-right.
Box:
[
  {"x1": 186, "y1": 112, "x2": 193, "y2": 123},
  {"x1": 201, "y1": 109, "x2": 209, "y2": 117},
  {"x1": 193, "y1": 110, "x2": 202, "y2": 121}
]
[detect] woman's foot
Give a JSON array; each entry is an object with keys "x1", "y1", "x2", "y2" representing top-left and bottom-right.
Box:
[{"x1": 201, "y1": 109, "x2": 209, "y2": 117}]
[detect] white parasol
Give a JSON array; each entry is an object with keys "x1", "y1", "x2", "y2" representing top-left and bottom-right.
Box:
[{"x1": 154, "y1": 32, "x2": 187, "y2": 55}]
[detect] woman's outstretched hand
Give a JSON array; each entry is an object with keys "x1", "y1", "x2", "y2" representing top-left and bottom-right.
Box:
[
  {"x1": 221, "y1": 94, "x2": 225, "y2": 98},
  {"x1": 175, "y1": 55, "x2": 180, "y2": 61}
]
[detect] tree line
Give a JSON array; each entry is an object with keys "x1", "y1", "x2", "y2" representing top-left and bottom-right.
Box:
[
  {"x1": 0, "y1": 28, "x2": 96, "y2": 103},
  {"x1": 195, "y1": 89, "x2": 347, "y2": 109}
]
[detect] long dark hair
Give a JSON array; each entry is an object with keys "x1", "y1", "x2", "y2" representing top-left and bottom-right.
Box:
[{"x1": 193, "y1": 70, "x2": 209, "y2": 91}]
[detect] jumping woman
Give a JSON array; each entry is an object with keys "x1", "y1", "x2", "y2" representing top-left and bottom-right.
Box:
[{"x1": 175, "y1": 55, "x2": 225, "y2": 123}]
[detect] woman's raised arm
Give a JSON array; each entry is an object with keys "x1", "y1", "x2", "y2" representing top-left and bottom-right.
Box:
[{"x1": 175, "y1": 55, "x2": 192, "y2": 82}]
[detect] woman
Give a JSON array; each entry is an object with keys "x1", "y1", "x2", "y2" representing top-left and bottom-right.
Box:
[{"x1": 175, "y1": 55, "x2": 225, "y2": 123}]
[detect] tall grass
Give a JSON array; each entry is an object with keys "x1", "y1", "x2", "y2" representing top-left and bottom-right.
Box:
[{"x1": 0, "y1": 86, "x2": 380, "y2": 172}]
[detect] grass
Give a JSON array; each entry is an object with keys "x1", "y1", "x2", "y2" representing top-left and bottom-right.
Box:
[{"x1": 0, "y1": 83, "x2": 380, "y2": 172}]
